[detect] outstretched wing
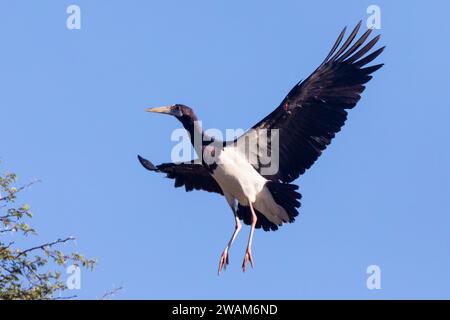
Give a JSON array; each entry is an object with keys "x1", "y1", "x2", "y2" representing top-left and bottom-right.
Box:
[
  {"x1": 138, "y1": 155, "x2": 223, "y2": 195},
  {"x1": 234, "y1": 21, "x2": 385, "y2": 183}
]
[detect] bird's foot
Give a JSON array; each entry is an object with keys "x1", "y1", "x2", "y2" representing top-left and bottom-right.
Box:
[
  {"x1": 242, "y1": 249, "x2": 254, "y2": 272},
  {"x1": 218, "y1": 248, "x2": 229, "y2": 275}
]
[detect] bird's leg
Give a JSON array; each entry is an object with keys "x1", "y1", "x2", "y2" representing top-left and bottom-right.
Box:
[
  {"x1": 242, "y1": 200, "x2": 257, "y2": 272},
  {"x1": 218, "y1": 214, "x2": 242, "y2": 274}
]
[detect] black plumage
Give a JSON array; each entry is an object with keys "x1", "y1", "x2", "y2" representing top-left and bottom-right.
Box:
[
  {"x1": 238, "y1": 21, "x2": 385, "y2": 183},
  {"x1": 138, "y1": 155, "x2": 223, "y2": 194},
  {"x1": 138, "y1": 21, "x2": 384, "y2": 272}
]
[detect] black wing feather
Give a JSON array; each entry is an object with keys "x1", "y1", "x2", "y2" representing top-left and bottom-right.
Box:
[
  {"x1": 137, "y1": 155, "x2": 223, "y2": 195},
  {"x1": 240, "y1": 22, "x2": 385, "y2": 183}
]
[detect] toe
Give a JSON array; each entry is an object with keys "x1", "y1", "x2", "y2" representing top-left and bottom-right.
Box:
[{"x1": 242, "y1": 254, "x2": 249, "y2": 272}]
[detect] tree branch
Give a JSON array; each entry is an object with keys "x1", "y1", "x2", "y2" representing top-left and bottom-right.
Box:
[
  {"x1": 15, "y1": 237, "x2": 75, "y2": 258},
  {"x1": 0, "y1": 179, "x2": 41, "y2": 202}
]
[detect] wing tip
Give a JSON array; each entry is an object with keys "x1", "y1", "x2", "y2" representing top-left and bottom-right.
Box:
[
  {"x1": 325, "y1": 21, "x2": 384, "y2": 66},
  {"x1": 137, "y1": 154, "x2": 157, "y2": 171}
]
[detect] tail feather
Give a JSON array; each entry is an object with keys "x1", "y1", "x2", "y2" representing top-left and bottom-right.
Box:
[
  {"x1": 237, "y1": 182, "x2": 302, "y2": 232},
  {"x1": 266, "y1": 181, "x2": 301, "y2": 223}
]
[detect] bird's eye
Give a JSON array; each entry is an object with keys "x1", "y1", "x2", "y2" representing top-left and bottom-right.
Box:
[{"x1": 172, "y1": 105, "x2": 183, "y2": 116}]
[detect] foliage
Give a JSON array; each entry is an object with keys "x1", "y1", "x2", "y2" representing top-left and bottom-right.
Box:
[{"x1": 0, "y1": 169, "x2": 96, "y2": 300}]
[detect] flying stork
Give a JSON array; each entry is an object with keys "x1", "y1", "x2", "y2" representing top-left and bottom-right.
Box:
[{"x1": 138, "y1": 21, "x2": 384, "y2": 273}]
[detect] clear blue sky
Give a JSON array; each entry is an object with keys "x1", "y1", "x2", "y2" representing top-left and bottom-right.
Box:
[{"x1": 1, "y1": 1, "x2": 450, "y2": 299}]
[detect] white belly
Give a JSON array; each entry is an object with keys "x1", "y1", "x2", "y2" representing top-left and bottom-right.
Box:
[
  {"x1": 211, "y1": 147, "x2": 291, "y2": 226},
  {"x1": 211, "y1": 147, "x2": 266, "y2": 205}
]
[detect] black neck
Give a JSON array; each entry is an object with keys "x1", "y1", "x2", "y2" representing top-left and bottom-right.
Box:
[{"x1": 178, "y1": 116, "x2": 208, "y2": 155}]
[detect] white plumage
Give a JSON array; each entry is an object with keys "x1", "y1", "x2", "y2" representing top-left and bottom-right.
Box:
[
  {"x1": 139, "y1": 21, "x2": 384, "y2": 273},
  {"x1": 212, "y1": 146, "x2": 289, "y2": 226}
]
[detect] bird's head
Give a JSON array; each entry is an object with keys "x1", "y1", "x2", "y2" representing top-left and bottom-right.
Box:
[
  {"x1": 145, "y1": 104, "x2": 196, "y2": 120},
  {"x1": 145, "y1": 104, "x2": 200, "y2": 140}
]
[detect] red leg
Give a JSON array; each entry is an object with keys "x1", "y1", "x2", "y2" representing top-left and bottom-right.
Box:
[
  {"x1": 218, "y1": 215, "x2": 242, "y2": 274},
  {"x1": 242, "y1": 201, "x2": 257, "y2": 272}
]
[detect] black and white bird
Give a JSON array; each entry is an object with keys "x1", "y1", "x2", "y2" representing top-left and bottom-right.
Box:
[{"x1": 138, "y1": 21, "x2": 384, "y2": 273}]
